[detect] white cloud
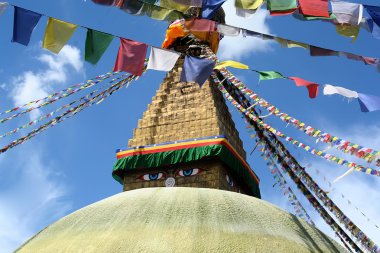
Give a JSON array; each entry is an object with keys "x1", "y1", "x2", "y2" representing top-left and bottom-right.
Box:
[
  {"x1": 9, "y1": 45, "x2": 84, "y2": 120},
  {"x1": 0, "y1": 148, "x2": 71, "y2": 253},
  {"x1": 218, "y1": 1, "x2": 273, "y2": 60}
]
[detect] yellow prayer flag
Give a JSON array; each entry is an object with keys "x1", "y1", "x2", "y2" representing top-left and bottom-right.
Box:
[
  {"x1": 287, "y1": 40, "x2": 309, "y2": 49},
  {"x1": 235, "y1": 0, "x2": 263, "y2": 10},
  {"x1": 335, "y1": 24, "x2": 360, "y2": 42},
  {"x1": 214, "y1": 60, "x2": 249, "y2": 70},
  {"x1": 43, "y1": 18, "x2": 78, "y2": 54}
]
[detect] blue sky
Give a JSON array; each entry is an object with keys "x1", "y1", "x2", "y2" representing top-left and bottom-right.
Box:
[{"x1": 1, "y1": 0, "x2": 380, "y2": 251}]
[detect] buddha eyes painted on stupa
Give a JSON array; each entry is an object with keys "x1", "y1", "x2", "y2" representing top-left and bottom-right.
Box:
[{"x1": 137, "y1": 168, "x2": 204, "y2": 181}]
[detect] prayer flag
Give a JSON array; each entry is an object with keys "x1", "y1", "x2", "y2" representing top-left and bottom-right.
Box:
[
  {"x1": 214, "y1": 60, "x2": 249, "y2": 70},
  {"x1": 201, "y1": 0, "x2": 226, "y2": 19},
  {"x1": 217, "y1": 24, "x2": 240, "y2": 36},
  {"x1": 12, "y1": 7, "x2": 42, "y2": 46},
  {"x1": 113, "y1": 38, "x2": 148, "y2": 76},
  {"x1": 143, "y1": 5, "x2": 181, "y2": 21},
  {"x1": 358, "y1": 93, "x2": 380, "y2": 112},
  {"x1": 0, "y1": 2, "x2": 8, "y2": 15},
  {"x1": 289, "y1": 77, "x2": 319, "y2": 98},
  {"x1": 147, "y1": 46, "x2": 180, "y2": 71},
  {"x1": 235, "y1": 0, "x2": 263, "y2": 10},
  {"x1": 173, "y1": 0, "x2": 203, "y2": 7},
  {"x1": 287, "y1": 40, "x2": 308, "y2": 49},
  {"x1": 335, "y1": 24, "x2": 360, "y2": 41},
  {"x1": 257, "y1": 71, "x2": 285, "y2": 81},
  {"x1": 180, "y1": 56, "x2": 215, "y2": 86},
  {"x1": 367, "y1": 18, "x2": 380, "y2": 39},
  {"x1": 160, "y1": 0, "x2": 190, "y2": 13},
  {"x1": 43, "y1": 18, "x2": 78, "y2": 54},
  {"x1": 323, "y1": 84, "x2": 358, "y2": 98},
  {"x1": 242, "y1": 30, "x2": 262, "y2": 38},
  {"x1": 267, "y1": 0, "x2": 297, "y2": 15},
  {"x1": 310, "y1": 46, "x2": 339, "y2": 56},
  {"x1": 298, "y1": 0, "x2": 329, "y2": 18},
  {"x1": 331, "y1": 1, "x2": 363, "y2": 25},
  {"x1": 121, "y1": 0, "x2": 145, "y2": 15},
  {"x1": 364, "y1": 5, "x2": 380, "y2": 28},
  {"x1": 85, "y1": 29, "x2": 114, "y2": 65},
  {"x1": 185, "y1": 18, "x2": 216, "y2": 32},
  {"x1": 236, "y1": 8, "x2": 258, "y2": 18}
]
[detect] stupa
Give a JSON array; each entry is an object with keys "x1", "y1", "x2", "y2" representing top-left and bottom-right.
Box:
[{"x1": 15, "y1": 8, "x2": 347, "y2": 253}]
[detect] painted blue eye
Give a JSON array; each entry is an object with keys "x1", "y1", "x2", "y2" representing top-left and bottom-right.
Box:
[
  {"x1": 176, "y1": 168, "x2": 203, "y2": 177},
  {"x1": 138, "y1": 173, "x2": 165, "y2": 181}
]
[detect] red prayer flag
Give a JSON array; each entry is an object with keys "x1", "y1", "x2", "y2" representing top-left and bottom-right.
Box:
[
  {"x1": 298, "y1": 0, "x2": 329, "y2": 18},
  {"x1": 310, "y1": 46, "x2": 339, "y2": 57},
  {"x1": 185, "y1": 18, "x2": 216, "y2": 32},
  {"x1": 113, "y1": 38, "x2": 148, "y2": 76},
  {"x1": 289, "y1": 77, "x2": 319, "y2": 99}
]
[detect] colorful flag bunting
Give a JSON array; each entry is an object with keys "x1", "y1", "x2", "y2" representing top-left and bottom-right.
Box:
[
  {"x1": 180, "y1": 56, "x2": 215, "y2": 86},
  {"x1": 289, "y1": 77, "x2": 319, "y2": 98},
  {"x1": 214, "y1": 60, "x2": 249, "y2": 70},
  {"x1": 235, "y1": 0, "x2": 263, "y2": 10},
  {"x1": 201, "y1": 0, "x2": 226, "y2": 19},
  {"x1": 323, "y1": 84, "x2": 358, "y2": 98},
  {"x1": 358, "y1": 93, "x2": 380, "y2": 112},
  {"x1": 217, "y1": 24, "x2": 240, "y2": 36},
  {"x1": 12, "y1": 7, "x2": 42, "y2": 46},
  {"x1": 267, "y1": 0, "x2": 297, "y2": 16},
  {"x1": 331, "y1": 1, "x2": 363, "y2": 25},
  {"x1": 364, "y1": 5, "x2": 380, "y2": 28},
  {"x1": 257, "y1": 71, "x2": 284, "y2": 81},
  {"x1": 85, "y1": 29, "x2": 114, "y2": 65},
  {"x1": 143, "y1": 4, "x2": 182, "y2": 21},
  {"x1": 310, "y1": 46, "x2": 339, "y2": 56},
  {"x1": 113, "y1": 38, "x2": 148, "y2": 76},
  {"x1": 147, "y1": 46, "x2": 180, "y2": 71},
  {"x1": 43, "y1": 18, "x2": 78, "y2": 54},
  {"x1": 298, "y1": 0, "x2": 329, "y2": 18},
  {"x1": 0, "y1": 2, "x2": 8, "y2": 15}
]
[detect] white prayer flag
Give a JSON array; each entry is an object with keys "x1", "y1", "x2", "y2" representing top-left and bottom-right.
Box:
[
  {"x1": 147, "y1": 47, "x2": 181, "y2": 72},
  {"x1": 331, "y1": 1, "x2": 363, "y2": 25},
  {"x1": 217, "y1": 24, "x2": 241, "y2": 36},
  {"x1": 323, "y1": 84, "x2": 358, "y2": 98},
  {"x1": 0, "y1": 2, "x2": 9, "y2": 15}
]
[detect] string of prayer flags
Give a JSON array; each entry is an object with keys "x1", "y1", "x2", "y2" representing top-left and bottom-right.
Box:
[
  {"x1": 0, "y1": 2, "x2": 8, "y2": 15},
  {"x1": 218, "y1": 68, "x2": 380, "y2": 164},
  {"x1": 335, "y1": 23, "x2": 360, "y2": 41},
  {"x1": 43, "y1": 18, "x2": 78, "y2": 54},
  {"x1": 180, "y1": 56, "x2": 215, "y2": 86},
  {"x1": 364, "y1": 5, "x2": 380, "y2": 28},
  {"x1": 85, "y1": 29, "x2": 114, "y2": 65},
  {"x1": 147, "y1": 46, "x2": 180, "y2": 71},
  {"x1": 256, "y1": 70, "x2": 285, "y2": 81},
  {"x1": 217, "y1": 24, "x2": 240, "y2": 36},
  {"x1": 12, "y1": 7, "x2": 42, "y2": 46},
  {"x1": 323, "y1": 84, "x2": 358, "y2": 98},
  {"x1": 331, "y1": 1, "x2": 363, "y2": 26},
  {"x1": 113, "y1": 38, "x2": 148, "y2": 76},
  {"x1": 267, "y1": 0, "x2": 297, "y2": 16},
  {"x1": 358, "y1": 93, "x2": 380, "y2": 112},
  {"x1": 288, "y1": 77, "x2": 319, "y2": 98},
  {"x1": 298, "y1": 0, "x2": 329, "y2": 18},
  {"x1": 201, "y1": 0, "x2": 226, "y2": 19},
  {"x1": 214, "y1": 60, "x2": 248, "y2": 70}
]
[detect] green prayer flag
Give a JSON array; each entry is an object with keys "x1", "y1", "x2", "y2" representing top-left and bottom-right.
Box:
[
  {"x1": 85, "y1": 29, "x2": 114, "y2": 65},
  {"x1": 258, "y1": 71, "x2": 285, "y2": 81},
  {"x1": 267, "y1": 0, "x2": 297, "y2": 11}
]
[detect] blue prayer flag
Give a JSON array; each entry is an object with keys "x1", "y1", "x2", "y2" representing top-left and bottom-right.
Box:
[
  {"x1": 365, "y1": 5, "x2": 380, "y2": 27},
  {"x1": 366, "y1": 18, "x2": 380, "y2": 39},
  {"x1": 201, "y1": 0, "x2": 226, "y2": 19},
  {"x1": 180, "y1": 56, "x2": 215, "y2": 86},
  {"x1": 358, "y1": 93, "x2": 380, "y2": 112},
  {"x1": 12, "y1": 7, "x2": 42, "y2": 46}
]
